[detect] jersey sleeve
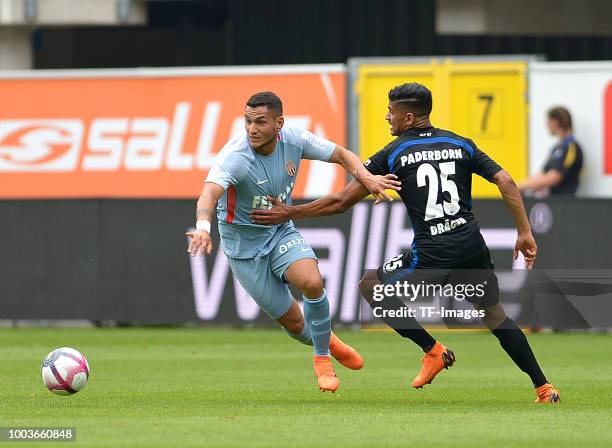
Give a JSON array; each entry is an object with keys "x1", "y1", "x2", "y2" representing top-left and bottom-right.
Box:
[
  {"x1": 284, "y1": 127, "x2": 336, "y2": 161},
  {"x1": 545, "y1": 141, "x2": 577, "y2": 175},
  {"x1": 205, "y1": 135, "x2": 250, "y2": 189},
  {"x1": 364, "y1": 145, "x2": 391, "y2": 176},
  {"x1": 471, "y1": 141, "x2": 503, "y2": 182}
]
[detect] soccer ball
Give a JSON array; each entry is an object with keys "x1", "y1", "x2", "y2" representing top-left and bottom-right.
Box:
[{"x1": 41, "y1": 347, "x2": 90, "y2": 396}]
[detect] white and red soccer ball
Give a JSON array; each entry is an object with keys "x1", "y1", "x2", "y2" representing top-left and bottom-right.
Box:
[{"x1": 41, "y1": 347, "x2": 90, "y2": 395}]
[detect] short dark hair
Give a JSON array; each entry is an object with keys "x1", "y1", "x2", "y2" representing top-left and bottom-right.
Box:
[
  {"x1": 246, "y1": 91, "x2": 283, "y2": 116},
  {"x1": 547, "y1": 106, "x2": 572, "y2": 130},
  {"x1": 388, "y1": 83, "x2": 432, "y2": 116}
]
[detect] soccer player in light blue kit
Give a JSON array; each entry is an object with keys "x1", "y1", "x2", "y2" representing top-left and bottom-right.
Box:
[{"x1": 187, "y1": 91, "x2": 400, "y2": 392}]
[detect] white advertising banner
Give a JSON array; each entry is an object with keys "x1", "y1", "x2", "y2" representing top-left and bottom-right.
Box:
[{"x1": 529, "y1": 62, "x2": 612, "y2": 197}]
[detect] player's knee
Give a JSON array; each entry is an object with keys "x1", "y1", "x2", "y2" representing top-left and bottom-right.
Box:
[
  {"x1": 358, "y1": 273, "x2": 378, "y2": 304},
  {"x1": 283, "y1": 316, "x2": 304, "y2": 334},
  {"x1": 358, "y1": 279, "x2": 372, "y2": 304},
  {"x1": 301, "y1": 276, "x2": 324, "y2": 299},
  {"x1": 482, "y1": 305, "x2": 507, "y2": 330}
]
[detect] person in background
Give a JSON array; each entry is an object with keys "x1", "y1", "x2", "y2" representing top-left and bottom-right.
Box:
[{"x1": 518, "y1": 107, "x2": 583, "y2": 196}]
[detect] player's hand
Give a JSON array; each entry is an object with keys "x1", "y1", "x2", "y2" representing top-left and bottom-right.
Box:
[
  {"x1": 186, "y1": 230, "x2": 213, "y2": 256},
  {"x1": 514, "y1": 233, "x2": 537, "y2": 269},
  {"x1": 250, "y1": 196, "x2": 290, "y2": 225},
  {"x1": 362, "y1": 173, "x2": 401, "y2": 204}
]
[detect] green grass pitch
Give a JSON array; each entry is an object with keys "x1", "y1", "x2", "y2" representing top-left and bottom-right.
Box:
[{"x1": 1, "y1": 328, "x2": 611, "y2": 447}]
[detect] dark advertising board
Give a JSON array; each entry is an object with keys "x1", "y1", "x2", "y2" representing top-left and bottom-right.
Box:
[{"x1": 1, "y1": 198, "x2": 610, "y2": 328}]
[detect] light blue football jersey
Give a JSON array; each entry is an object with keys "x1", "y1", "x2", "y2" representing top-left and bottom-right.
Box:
[{"x1": 205, "y1": 126, "x2": 336, "y2": 259}]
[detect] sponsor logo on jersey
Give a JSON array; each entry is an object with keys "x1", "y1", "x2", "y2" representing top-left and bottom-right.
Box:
[
  {"x1": 252, "y1": 195, "x2": 272, "y2": 210},
  {"x1": 252, "y1": 181, "x2": 296, "y2": 210},
  {"x1": 278, "y1": 237, "x2": 308, "y2": 254}
]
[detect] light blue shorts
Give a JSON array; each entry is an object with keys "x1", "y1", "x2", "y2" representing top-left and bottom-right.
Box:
[{"x1": 227, "y1": 228, "x2": 317, "y2": 320}]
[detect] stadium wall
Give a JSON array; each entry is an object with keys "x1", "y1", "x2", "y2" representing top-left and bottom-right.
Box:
[{"x1": 1, "y1": 199, "x2": 610, "y2": 328}]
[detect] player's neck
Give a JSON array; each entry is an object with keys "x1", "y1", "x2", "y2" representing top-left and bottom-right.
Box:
[
  {"x1": 400, "y1": 118, "x2": 432, "y2": 134},
  {"x1": 412, "y1": 117, "x2": 432, "y2": 129},
  {"x1": 558, "y1": 129, "x2": 572, "y2": 140}
]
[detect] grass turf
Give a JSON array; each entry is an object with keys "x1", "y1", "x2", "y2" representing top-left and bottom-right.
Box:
[{"x1": 0, "y1": 328, "x2": 610, "y2": 447}]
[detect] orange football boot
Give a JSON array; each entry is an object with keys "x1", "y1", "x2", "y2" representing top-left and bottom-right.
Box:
[
  {"x1": 411, "y1": 341, "x2": 455, "y2": 389},
  {"x1": 329, "y1": 333, "x2": 364, "y2": 370},
  {"x1": 534, "y1": 383, "x2": 561, "y2": 403},
  {"x1": 313, "y1": 355, "x2": 340, "y2": 392}
]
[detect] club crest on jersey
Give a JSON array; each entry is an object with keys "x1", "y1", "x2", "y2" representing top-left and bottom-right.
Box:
[{"x1": 285, "y1": 160, "x2": 296, "y2": 177}]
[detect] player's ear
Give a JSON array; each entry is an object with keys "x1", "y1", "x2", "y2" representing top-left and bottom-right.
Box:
[
  {"x1": 405, "y1": 111, "x2": 415, "y2": 128},
  {"x1": 276, "y1": 115, "x2": 284, "y2": 132}
]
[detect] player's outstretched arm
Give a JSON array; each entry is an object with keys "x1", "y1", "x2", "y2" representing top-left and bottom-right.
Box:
[
  {"x1": 327, "y1": 145, "x2": 401, "y2": 203},
  {"x1": 492, "y1": 170, "x2": 537, "y2": 269},
  {"x1": 250, "y1": 178, "x2": 375, "y2": 225},
  {"x1": 186, "y1": 182, "x2": 225, "y2": 257}
]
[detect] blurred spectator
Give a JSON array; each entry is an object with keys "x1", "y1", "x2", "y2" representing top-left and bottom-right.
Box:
[{"x1": 519, "y1": 107, "x2": 583, "y2": 196}]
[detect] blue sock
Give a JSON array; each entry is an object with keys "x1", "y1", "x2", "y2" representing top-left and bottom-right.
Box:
[
  {"x1": 303, "y1": 290, "x2": 331, "y2": 356},
  {"x1": 285, "y1": 323, "x2": 313, "y2": 346}
]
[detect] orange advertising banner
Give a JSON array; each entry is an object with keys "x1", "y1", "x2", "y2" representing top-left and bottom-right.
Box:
[{"x1": 0, "y1": 66, "x2": 346, "y2": 198}]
